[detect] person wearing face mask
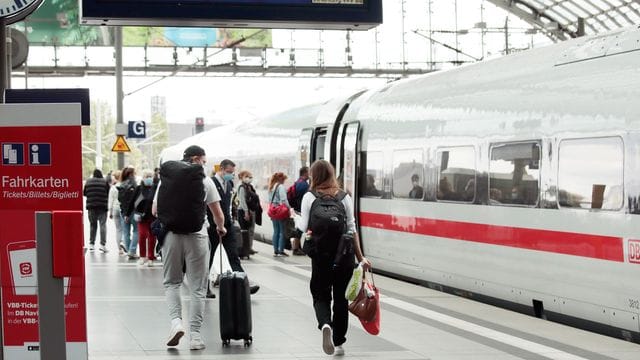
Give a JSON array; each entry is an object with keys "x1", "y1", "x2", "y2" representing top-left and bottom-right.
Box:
[
  {"x1": 208, "y1": 159, "x2": 260, "y2": 297},
  {"x1": 236, "y1": 170, "x2": 262, "y2": 257},
  {"x1": 408, "y1": 174, "x2": 424, "y2": 199},
  {"x1": 128, "y1": 169, "x2": 159, "y2": 266}
]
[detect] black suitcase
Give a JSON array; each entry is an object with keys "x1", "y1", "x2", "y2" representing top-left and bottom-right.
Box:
[
  {"x1": 239, "y1": 230, "x2": 251, "y2": 260},
  {"x1": 219, "y1": 271, "x2": 253, "y2": 346}
]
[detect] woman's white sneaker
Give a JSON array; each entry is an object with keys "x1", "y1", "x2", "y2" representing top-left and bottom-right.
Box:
[
  {"x1": 138, "y1": 257, "x2": 148, "y2": 266},
  {"x1": 321, "y1": 324, "x2": 334, "y2": 355},
  {"x1": 334, "y1": 345, "x2": 344, "y2": 356}
]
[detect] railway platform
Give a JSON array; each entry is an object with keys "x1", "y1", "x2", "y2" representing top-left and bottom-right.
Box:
[{"x1": 84, "y1": 222, "x2": 640, "y2": 360}]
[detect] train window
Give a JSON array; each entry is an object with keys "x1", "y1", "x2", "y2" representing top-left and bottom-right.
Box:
[
  {"x1": 392, "y1": 149, "x2": 424, "y2": 200},
  {"x1": 489, "y1": 142, "x2": 540, "y2": 206},
  {"x1": 436, "y1": 147, "x2": 476, "y2": 202},
  {"x1": 558, "y1": 137, "x2": 623, "y2": 210},
  {"x1": 362, "y1": 151, "x2": 383, "y2": 198}
]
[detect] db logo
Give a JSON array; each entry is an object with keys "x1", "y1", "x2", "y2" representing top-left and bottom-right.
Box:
[
  {"x1": 628, "y1": 240, "x2": 640, "y2": 264},
  {"x1": 20, "y1": 262, "x2": 32, "y2": 276}
]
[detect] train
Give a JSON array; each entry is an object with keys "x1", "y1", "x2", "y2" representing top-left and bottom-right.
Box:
[{"x1": 160, "y1": 26, "x2": 640, "y2": 342}]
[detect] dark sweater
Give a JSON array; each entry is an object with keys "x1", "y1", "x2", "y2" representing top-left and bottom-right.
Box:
[{"x1": 83, "y1": 177, "x2": 110, "y2": 211}]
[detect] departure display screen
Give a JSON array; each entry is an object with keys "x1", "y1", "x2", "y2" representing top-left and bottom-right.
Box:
[{"x1": 81, "y1": 0, "x2": 380, "y2": 29}]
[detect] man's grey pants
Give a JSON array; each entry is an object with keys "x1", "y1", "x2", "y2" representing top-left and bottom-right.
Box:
[{"x1": 163, "y1": 230, "x2": 210, "y2": 333}]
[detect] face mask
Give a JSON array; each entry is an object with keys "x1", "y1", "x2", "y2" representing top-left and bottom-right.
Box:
[
  {"x1": 243, "y1": 177, "x2": 253, "y2": 184},
  {"x1": 143, "y1": 178, "x2": 153, "y2": 186},
  {"x1": 223, "y1": 173, "x2": 234, "y2": 182}
]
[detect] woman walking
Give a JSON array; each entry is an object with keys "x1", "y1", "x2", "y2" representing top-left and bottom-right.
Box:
[
  {"x1": 267, "y1": 172, "x2": 290, "y2": 256},
  {"x1": 297, "y1": 160, "x2": 371, "y2": 356},
  {"x1": 127, "y1": 169, "x2": 158, "y2": 266}
]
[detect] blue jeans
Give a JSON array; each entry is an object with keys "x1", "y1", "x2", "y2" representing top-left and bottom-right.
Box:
[
  {"x1": 271, "y1": 219, "x2": 285, "y2": 254},
  {"x1": 122, "y1": 215, "x2": 139, "y2": 255}
]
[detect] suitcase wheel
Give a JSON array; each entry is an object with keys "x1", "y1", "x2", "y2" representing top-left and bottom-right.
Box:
[
  {"x1": 244, "y1": 336, "x2": 253, "y2": 347},
  {"x1": 222, "y1": 339, "x2": 230, "y2": 347}
]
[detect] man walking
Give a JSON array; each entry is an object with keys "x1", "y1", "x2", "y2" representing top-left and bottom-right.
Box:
[
  {"x1": 153, "y1": 145, "x2": 227, "y2": 350},
  {"x1": 209, "y1": 159, "x2": 260, "y2": 295},
  {"x1": 83, "y1": 169, "x2": 110, "y2": 252}
]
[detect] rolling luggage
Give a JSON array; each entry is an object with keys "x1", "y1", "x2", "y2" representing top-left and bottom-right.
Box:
[
  {"x1": 239, "y1": 229, "x2": 251, "y2": 260},
  {"x1": 219, "y1": 271, "x2": 253, "y2": 346}
]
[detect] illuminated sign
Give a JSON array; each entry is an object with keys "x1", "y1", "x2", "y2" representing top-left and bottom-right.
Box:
[{"x1": 80, "y1": 0, "x2": 382, "y2": 30}]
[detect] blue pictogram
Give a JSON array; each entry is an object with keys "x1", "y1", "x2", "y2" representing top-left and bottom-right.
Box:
[
  {"x1": 29, "y1": 143, "x2": 51, "y2": 166},
  {"x1": 2, "y1": 143, "x2": 24, "y2": 166}
]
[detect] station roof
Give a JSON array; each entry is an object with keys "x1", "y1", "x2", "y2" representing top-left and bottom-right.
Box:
[{"x1": 488, "y1": 0, "x2": 640, "y2": 41}]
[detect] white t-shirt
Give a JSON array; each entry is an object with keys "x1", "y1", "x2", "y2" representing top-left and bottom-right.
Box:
[
  {"x1": 295, "y1": 191, "x2": 356, "y2": 234},
  {"x1": 153, "y1": 176, "x2": 221, "y2": 234}
]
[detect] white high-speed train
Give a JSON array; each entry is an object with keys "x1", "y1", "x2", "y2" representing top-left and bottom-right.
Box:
[{"x1": 161, "y1": 27, "x2": 640, "y2": 342}]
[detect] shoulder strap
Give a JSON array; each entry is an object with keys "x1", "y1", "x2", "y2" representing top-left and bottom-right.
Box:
[{"x1": 270, "y1": 184, "x2": 279, "y2": 203}]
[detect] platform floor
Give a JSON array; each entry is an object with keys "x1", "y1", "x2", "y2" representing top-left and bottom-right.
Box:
[{"x1": 84, "y1": 221, "x2": 640, "y2": 359}]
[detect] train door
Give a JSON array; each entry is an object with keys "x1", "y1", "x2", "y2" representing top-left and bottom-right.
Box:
[
  {"x1": 298, "y1": 127, "x2": 328, "y2": 170},
  {"x1": 297, "y1": 129, "x2": 313, "y2": 170},
  {"x1": 340, "y1": 122, "x2": 361, "y2": 217}
]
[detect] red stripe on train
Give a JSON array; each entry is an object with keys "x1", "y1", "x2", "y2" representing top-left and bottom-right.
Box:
[{"x1": 359, "y1": 212, "x2": 624, "y2": 262}]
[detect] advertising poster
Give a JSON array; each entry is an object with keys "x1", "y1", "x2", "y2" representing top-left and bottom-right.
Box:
[{"x1": 0, "y1": 104, "x2": 87, "y2": 359}]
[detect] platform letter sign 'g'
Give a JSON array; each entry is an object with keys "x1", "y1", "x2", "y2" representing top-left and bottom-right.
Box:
[{"x1": 128, "y1": 121, "x2": 146, "y2": 139}]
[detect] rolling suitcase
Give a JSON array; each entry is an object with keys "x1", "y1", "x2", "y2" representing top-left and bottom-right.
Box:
[
  {"x1": 219, "y1": 271, "x2": 253, "y2": 346},
  {"x1": 239, "y1": 230, "x2": 251, "y2": 260}
]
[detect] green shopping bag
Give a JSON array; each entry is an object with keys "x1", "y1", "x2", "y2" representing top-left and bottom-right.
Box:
[{"x1": 345, "y1": 262, "x2": 364, "y2": 301}]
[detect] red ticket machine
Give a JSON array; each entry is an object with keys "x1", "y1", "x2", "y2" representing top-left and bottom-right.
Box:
[{"x1": 0, "y1": 103, "x2": 87, "y2": 359}]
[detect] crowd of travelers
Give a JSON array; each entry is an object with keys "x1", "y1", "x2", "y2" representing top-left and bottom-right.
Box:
[{"x1": 82, "y1": 146, "x2": 372, "y2": 355}]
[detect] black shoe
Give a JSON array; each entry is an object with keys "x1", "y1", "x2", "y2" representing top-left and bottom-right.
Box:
[
  {"x1": 293, "y1": 249, "x2": 305, "y2": 256},
  {"x1": 213, "y1": 277, "x2": 220, "y2": 288},
  {"x1": 249, "y1": 285, "x2": 260, "y2": 294},
  {"x1": 249, "y1": 250, "x2": 258, "y2": 255},
  {"x1": 206, "y1": 290, "x2": 216, "y2": 299},
  {"x1": 279, "y1": 251, "x2": 289, "y2": 257}
]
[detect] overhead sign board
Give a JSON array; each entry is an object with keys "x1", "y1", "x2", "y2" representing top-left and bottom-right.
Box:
[
  {"x1": 127, "y1": 121, "x2": 146, "y2": 139},
  {"x1": 80, "y1": 0, "x2": 382, "y2": 30}
]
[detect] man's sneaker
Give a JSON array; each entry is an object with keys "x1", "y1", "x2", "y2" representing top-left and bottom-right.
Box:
[
  {"x1": 166, "y1": 319, "x2": 185, "y2": 347},
  {"x1": 118, "y1": 242, "x2": 127, "y2": 254},
  {"x1": 189, "y1": 332, "x2": 206, "y2": 350},
  {"x1": 321, "y1": 324, "x2": 334, "y2": 355},
  {"x1": 279, "y1": 251, "x2": 289, "y2": 257},
  {"x1": 293, "y1": 249, "x2": 305, "y2": 256},
  {"x1": 138, "y1": 257, "x2": 148, "y2": 266},
  {"x1": 334, "y1": 345, "x2": 345, "y2": 356},
  {"x1": 88, "y1": 244, "x2": 95, "y2": 251},
  {"x1": 99, "y1": 245, "x2": 109, "y2": 253},
  {"x1": 147, "y1": 259, "x2": 155, "y2": 267},
  {"x1": 249, "y1": 285, "x2": 260, "y2": 295},
  {"x1": 128, "y1": 253, "x2": 139, "y2": 260}
]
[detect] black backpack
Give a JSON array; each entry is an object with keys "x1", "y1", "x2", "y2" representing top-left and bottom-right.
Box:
[
  {"x1": 117, "y1": 179, "x2": 136, "y2": 210},
  {"x1": 157, "y1": 161, "x2": 206, "y2": 234},
  {"x1": 305, "y1": 190, "x2": 348, "y2": 259}
]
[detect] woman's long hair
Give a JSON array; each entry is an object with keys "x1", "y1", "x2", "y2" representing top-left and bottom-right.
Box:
[
  {"x1": 268, "y1": 172, "x2": 287, "y2": 191},
  {"x1": 310, "y1": 160, "x2": 340, "y2": 195},
  {"x1": 121, "y1": 166, "x2": 135, "y2": 182}
]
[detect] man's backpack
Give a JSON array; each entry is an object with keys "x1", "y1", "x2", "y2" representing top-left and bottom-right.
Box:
[
  {"x1": 306, "y1": 190, "x2": 348, "y2": 260},
  {"x1": 157, "y1": 161, "x2": 206, "y2": 234},
  {"x1": 287, "y1": 179, "x2": 306, "y2": 210}
]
